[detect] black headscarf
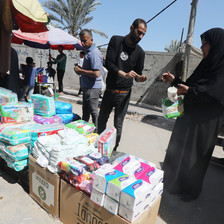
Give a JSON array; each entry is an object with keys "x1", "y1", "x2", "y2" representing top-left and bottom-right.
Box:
[{"x1": 186, "y1": 28, "x2": 224, "y2": 106}]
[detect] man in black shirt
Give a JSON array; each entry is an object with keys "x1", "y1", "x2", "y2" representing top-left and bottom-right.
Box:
[{"x1": 98, "y1": 18, "x2": 147, "y2": 151}]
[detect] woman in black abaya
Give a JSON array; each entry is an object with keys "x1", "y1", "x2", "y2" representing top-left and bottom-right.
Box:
[{"x1": 161, "y1": 28, "x2": 224, "y2": 201}]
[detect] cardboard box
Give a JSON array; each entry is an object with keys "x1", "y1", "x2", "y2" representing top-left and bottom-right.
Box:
[
  {"x1": 29, "y1": 155, "x2": 60, "y2": 218},
  {"x1": 60, "y1": 179, "x2": 161, "y2": 224}
]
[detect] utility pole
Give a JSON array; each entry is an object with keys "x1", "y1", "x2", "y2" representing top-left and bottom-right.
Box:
[{"x1": 181, "y1": 0, "x2": 198, "y2": 81}]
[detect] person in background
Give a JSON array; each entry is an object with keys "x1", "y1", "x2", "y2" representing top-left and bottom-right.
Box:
[
  {"x1": 161, "y1": 28, "x2": 224, "y2": 201},
  {"x1": 46, "y1": 61, "x2": 56, "y2": 82},
  {"x1": 98, "y1": 18, "x2": 147, "y2": 151},
  {"x1": 74, "y1": 29, "x2": 103, "y2": 131},
  {"x1": 77, "y1": 51, "x2": 85, "y2": 96},
  {"x1": 100, "y1": 55, "x2": 108, "y2": 98},
  {"x1": 50, "y1": 45, "x2": 67, "y2": 94},
  {"x1": 19, "y1": 56, "x2": 37, "y2": 102},
  {"x1": 0, "y1": 47, "x2": 21, "y2": 98}
]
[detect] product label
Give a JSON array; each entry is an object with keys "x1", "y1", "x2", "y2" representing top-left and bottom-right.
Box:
[
  {"x1": 77, "y1": 202, "x2": 108, "y2": 224},
  {"x1": 32, "y1": 172, "x2": 55, "y2": 206}
]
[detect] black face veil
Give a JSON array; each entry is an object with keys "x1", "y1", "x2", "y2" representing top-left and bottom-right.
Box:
[{"x1": 186, "y1": 28, "x2": 224, "y2": 106}]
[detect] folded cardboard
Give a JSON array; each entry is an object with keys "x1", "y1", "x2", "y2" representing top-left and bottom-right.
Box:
[
  {"x1": 29, "y1": 155, "x2": 60, "y2": 218},
  {"x1": 60, "y1": 179, "x2": 161, "y2": 224}
]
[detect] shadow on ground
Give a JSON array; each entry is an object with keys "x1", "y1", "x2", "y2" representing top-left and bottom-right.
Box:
[
  {"x1": 141, "y1": 114, "x2": 175, "y2": 132},
  {"x1": 159, "y1": 162, "x2": 224, "y2": 224},
  {"x1": 0, "y1": 158, "x2": 29, "y2": 193}
]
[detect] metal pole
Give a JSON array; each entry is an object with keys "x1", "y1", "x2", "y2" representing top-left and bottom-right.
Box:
[{"x1": 181, "y1": 0, "x2": 198, "y2": 81}]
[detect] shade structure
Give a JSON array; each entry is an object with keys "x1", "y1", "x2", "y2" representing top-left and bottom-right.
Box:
[
  {"x1": 10, "y1": 0, "x2": 49, "y2": 33},
  {"x1": 12, "y1": 25, "x2": 83, "y2": 50}
]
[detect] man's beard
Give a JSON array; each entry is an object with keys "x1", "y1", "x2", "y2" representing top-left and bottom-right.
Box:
[{"x1": 129, "y1": 32, "x2": 141, "y2": 44}]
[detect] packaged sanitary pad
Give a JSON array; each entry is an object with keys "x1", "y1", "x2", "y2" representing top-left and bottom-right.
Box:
[
  {"x1": 120, "y1": 179, "x2": 152, "y2": 211},
  {"x1": 65, "y1": 120, "x2": 95, "y2": 135},
  {"x1": 98, "y1": 128, "x2": 116, "y2": 158},
  {"x1": 106, "y1": 174, "x2": 136, "y2": 202},
  {"x1": 90, "y1": 187, "x2": 105, "y2": 206},
  {"x1": 113, "y1": 156, "x2": 141, "y2": 176},
  {"x1": 139, "y1": 168, "x2": 164, "y2": 188},
  {"x1": 162, "y1": 97, "x2": 184, "y2": 119},
  {"x1": 104, "y1": 195, "x2": 119, "y2": 215},
  {"x1": 93, "y1": 169, "x2": 124, "y2": 193}
]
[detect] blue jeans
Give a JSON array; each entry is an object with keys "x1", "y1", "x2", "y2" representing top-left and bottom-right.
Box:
[
  {"x1": 98, "y1": 89, "x2": 131, "y2": 150},
  {"x1": 82, "y1": 88, "x2": 101, "y2": 130}
]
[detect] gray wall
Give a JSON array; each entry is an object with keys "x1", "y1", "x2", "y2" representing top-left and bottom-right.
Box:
[{"x1": 13, "y1": 44, "x2": 202, "y2": 106}]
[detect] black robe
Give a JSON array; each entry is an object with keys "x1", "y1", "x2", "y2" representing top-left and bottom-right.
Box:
[{"x1": 163, "y1": 28, "x2": 224, "y2": 198}]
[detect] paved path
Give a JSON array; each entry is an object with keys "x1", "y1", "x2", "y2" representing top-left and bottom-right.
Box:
[{"x1": 1, "y1": 90, "x2": 224, "y2": 224}]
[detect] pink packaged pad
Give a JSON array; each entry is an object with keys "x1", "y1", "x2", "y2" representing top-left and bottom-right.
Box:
[
  {"x1": 98, "y1": 128, "x2": 116, "y2": 158},
  {"x1": 139, "y1": 168, "x2": 164, "y2": 188},
  {"x1": 113, "y1": 156, "x2": 141, "y2": 175},
  {"x1": 133, "y1": 162, "x2": 155, "y2": 179}
]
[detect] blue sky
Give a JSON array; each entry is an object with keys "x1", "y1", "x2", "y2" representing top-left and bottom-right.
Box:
[{"x1": 41, "y1": 0, "x2": 224, "y2": 52}]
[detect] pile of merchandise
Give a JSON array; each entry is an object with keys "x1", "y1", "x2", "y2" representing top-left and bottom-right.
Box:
[{"x1": 0, "y1": 87, "x2": 163, "y2": 223}]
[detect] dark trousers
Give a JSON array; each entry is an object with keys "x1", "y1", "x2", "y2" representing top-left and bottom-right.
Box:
[
  {"x1": 98, "y1": 89, "x2": 131, "y2": 150},
  {"x1": 57, "y1": 69, "x2": 65, "y2": 93},
  {"x1": 78, "y1": 77, "x2": 82, "y2": 95},
  {"x1": 82, "y1": 88, "x2": 101, "y2": 130}
]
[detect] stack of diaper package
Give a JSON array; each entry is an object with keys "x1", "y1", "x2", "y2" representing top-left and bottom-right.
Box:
[
  {"x1": 90, "y1": 154, "x2": 164, "y2": 222},
  {"x1": 0, "y1": 87, "x2": 18, "y2": 104},
  {"x1": 54, "y1": 100, "x2": 80, "y2": 124},
  {"x1": 0, "y1": 123, "x2": 42, "y2": 171},
  {"x1": 32, "y1": 98, "x2": 79, "y2": 125}
]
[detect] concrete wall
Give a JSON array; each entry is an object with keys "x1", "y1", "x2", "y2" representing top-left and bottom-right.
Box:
[{"x1": 13, "y1": 44, "x2": 202, "y2": 106}]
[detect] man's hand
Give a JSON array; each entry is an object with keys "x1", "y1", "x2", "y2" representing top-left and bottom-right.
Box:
[
  {"x1": 118, "y1": 70, "x2": 139, "y2": 79},
  {"x1": 74, "y1": 66, "x2": 82, "y2": 75},
  {"x1": 136, "y1": 75, "x2": 147, "y2": 82}
]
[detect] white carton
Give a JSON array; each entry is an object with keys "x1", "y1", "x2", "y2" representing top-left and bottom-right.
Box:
[
  {"x1": 139, "y1": 168, "x2": 164, "y2": 188},
  {"x1": 118, "y1": 197, "x2": 151, "y2": 222},
  {"x1": 120, "y1": 179, "x2": 152, "y2": 211},
  {"x1": 90, "y1": 187, "x2": 105, "y2": 206},
  {"x1": 113, "y1": 156, "x2": 141, "y2": 176},
  {"x1": 103, "y1": 195, "x2": 119, "y2": 215},
  {"x1": 93, "y1": 169, "x2": 124, "y2": 193},
  {"x1": 149, "y1": 182, "x2": 164, "y2": 206},
  {"x1": 106, "y1": 174, "x2": 136, "y2": 202}
]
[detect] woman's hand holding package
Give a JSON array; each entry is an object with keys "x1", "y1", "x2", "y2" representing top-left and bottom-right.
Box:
[
  {"x1": 177, "y1": 84, "x2": 189, "y2": 95},
  {"x1": 162, "y1": 72, "x2": 175, "y2": 83}
]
